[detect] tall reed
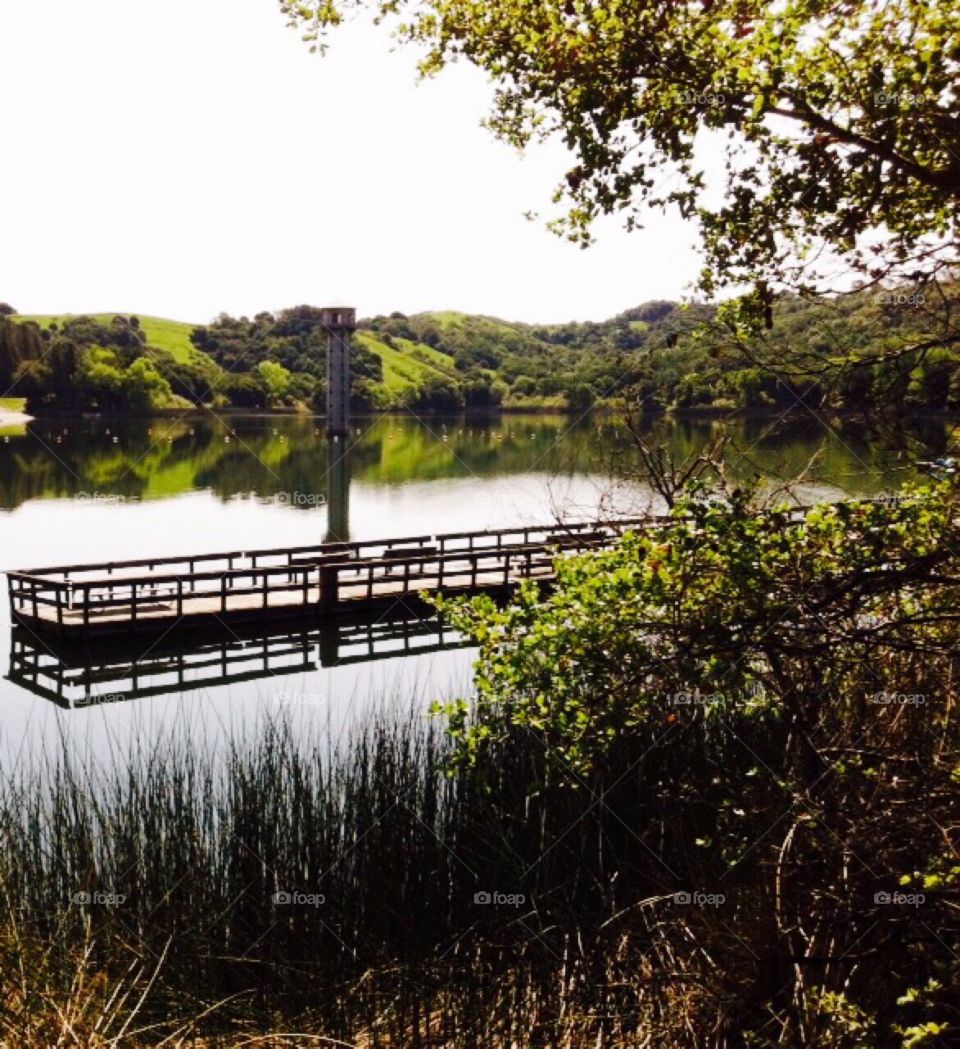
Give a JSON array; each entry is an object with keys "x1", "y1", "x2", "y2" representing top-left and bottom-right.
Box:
[{"x1": 0, "y1": 698, "x2": 955, "y2": 1046}]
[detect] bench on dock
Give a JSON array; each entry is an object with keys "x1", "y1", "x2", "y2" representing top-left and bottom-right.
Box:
[
  {"x1": 545, "y1": 530, "x2": 607, "y2": 548},
  {"x1": 382, "y1": 546, "x2": 439, "y2": 574}
]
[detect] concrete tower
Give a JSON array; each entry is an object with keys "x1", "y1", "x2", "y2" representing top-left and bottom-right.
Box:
[{"x1": 321, "y1": 307, "x2": 356, "y2": 437}]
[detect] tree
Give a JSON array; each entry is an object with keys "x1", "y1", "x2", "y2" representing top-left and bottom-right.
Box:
[
  {"x1": 222, "y1": 372, "x2": 268, "y2": 409},
  {"x1": 462, "y1": 373, "x2": 503, "y2": 408},
  {"x1": 0, "y1": 316, "x2": 43, "y2": 387},
  {"x1": 285, "y1": 0, "x2": 960, "y2": 351},
  {"x1": 405, "y1": 376, "x2": 464, "y2": 412},
  {"x1": 0, "y1": 303, "x2": 16, "y2": 316},
  {"x1": 257, "y1": 359, "x2": 292, "y2": 404},
  {"x1": 433, "y1": 482, "x2": 960, "y2": 1040}
]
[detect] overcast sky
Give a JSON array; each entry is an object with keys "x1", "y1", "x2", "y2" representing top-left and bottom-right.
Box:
[{"x1": 0, "y1": 0, "x2": 702, "y2": 324}]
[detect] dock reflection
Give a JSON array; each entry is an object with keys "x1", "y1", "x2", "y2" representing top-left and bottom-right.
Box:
[{"x1": 6, "y1": 606, "x2": 469, "y2": 709}]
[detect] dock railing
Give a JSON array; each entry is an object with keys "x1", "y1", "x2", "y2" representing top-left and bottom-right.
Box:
[{"x1": 7, "y1": 517, "x2": 650, "y2": 635}]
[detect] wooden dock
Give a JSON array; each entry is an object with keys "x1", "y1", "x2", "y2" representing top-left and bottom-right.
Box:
[{"x1": 6, "y1": 518, "x2": 647, "y2": 641}]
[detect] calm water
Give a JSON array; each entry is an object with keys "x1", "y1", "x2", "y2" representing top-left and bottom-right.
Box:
[{"x1": 0, "y1": 411, "x2": 933, "y2": 762}]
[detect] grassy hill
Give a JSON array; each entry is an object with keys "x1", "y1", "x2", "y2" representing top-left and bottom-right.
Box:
[
  {"x1": 12, "y1": 285, "x2": 958, "y2": 417},
  {"x1": 354, "y1": 331, "x2": 460, "y2": 394},
  {"x1": 16, "y1": 315, "x2": 202, "y2": 364},
  {"x1": 14, "y1": 313, "x2": 466, "y2": 403}
]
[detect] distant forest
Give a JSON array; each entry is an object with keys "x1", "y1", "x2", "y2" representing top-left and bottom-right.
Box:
[{"x1": 2, "y1": 286, "x2": 958, "y2": 417}]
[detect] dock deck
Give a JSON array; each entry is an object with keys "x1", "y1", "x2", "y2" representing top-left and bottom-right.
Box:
[{"x1": 6, "y1": 517, "x2": 648, "y2": 640}]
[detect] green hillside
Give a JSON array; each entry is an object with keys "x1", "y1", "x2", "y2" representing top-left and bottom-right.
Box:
[
  {"x1": 354, "y1": 331, "x2": 460, "y2": 394},
  {"x1": 8, "y1": 285, "x2": 959, "y2": 417},
  {"x1": 17, "y1": 314, "x2": 202, "y2": 364}
]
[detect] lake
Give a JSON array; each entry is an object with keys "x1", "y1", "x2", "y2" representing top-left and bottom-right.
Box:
[{"x1": 0, "y1": 411, "x2": 933, "y2": 763}]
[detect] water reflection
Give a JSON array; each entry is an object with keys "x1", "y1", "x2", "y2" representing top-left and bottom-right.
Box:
[
  {"x1": 0, "y1": 411, "x2": 946, "y2": 729},
  {"x1": 7, "y1": 607, "x2": 468, "y2": 709},
  {"x1": 0, "y1": 412, "x2": 936, "y2": 516}
]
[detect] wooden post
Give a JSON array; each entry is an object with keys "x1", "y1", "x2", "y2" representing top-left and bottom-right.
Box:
[
  {"x1": 221, "y1": 574, "x2": 227, "y2": 614},
  {"x1": 262, "y1": 570, "x2": 269, "y2": 609},
  {"x1": 320, "y1": 565, "x2": 338, "y2": 608},
  {"x1": 177, "y1": 578, "x2": 183, "y2": 618}
]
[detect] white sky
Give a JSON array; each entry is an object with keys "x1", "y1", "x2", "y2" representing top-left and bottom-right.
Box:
[{"x1": 0, "y1": 0, "x2": 703, "y2": 325}]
